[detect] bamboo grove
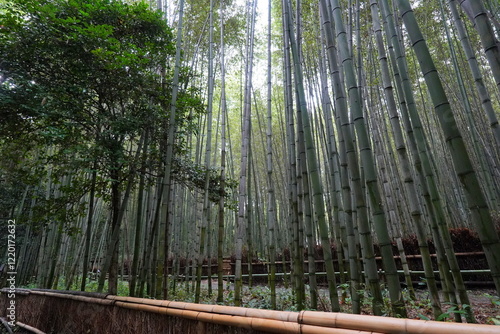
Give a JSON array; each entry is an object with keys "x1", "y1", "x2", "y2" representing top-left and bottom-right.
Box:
[{"x1": 1, "y1": 0, "x2": 500, "y2": 322}]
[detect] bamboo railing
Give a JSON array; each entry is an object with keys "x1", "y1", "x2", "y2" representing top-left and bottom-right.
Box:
[
  {"x1": 15, "y1": 321, "x2": 46, "y2": 334},
  {"x1": 0, "y1": 288, "x2": 498, "y2": 334}
]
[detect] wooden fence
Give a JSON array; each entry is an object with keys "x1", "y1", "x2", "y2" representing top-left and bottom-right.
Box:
[{"x1": 161, "y1": 252, "x2": 492, "y2": 287}]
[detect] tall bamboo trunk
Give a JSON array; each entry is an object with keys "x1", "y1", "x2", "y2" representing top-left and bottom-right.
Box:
[
  {"x1": 282, "y1": 13, "x2": 304, "y2": 309},
  {"x1": 195, "y1": 0, "x2": 216, "y2": 304},
  {"x1": 449, "y1": 0, "x2": 500, "y2": 149},
  {"x1": 234, "y1": 0, "x2": 257, "y2": 307},
  {"x1": 459, "y1": 0, "x2": 500, "y2": 93},
  {"x1": 297, "y1": 94, "x2": 318, "y2": 310},
  {"x1": 216, "y1": 0, "x2": 227, "y2": 304},
  {"x1": 369, "y1": 0, "x2": 443, "y2": 318},
  {"x1": 379, "y1": 0, "x2": 459, "y2": 310},
  {"x1": 80, "y1": 167, "x2": 97, "y2": 291},
  {"x1": 328, "y1": 0, "x2": 407, "y2": 317},
  {"x1": 159, "y1": 0, "x2": 185, "y2": 300},
  {"x1": 129, "y1": 130, "x2": 149, "y2": 296},
  {"x1": 396, "y1": 0, "x2": 500, "y2": 298},
  {"x1": 320, "y1": 0, "x2": 385, "y2": 315},
  {"x1": 284, "y1": 0, "x2": 339, "y2": 312},
  {"x1": 265, "y1": 0, "x2": 277, "y2": 310}
]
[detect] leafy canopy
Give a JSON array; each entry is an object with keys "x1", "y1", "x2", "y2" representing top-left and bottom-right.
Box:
[{"x1": 0, "y1": 0, "x2": 233, "y2": 228}]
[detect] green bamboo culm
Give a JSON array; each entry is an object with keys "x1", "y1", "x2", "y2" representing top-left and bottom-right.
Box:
[
  {"x1": 283, "y1": 0, "x2": 340, "y2": 312},
  {"x1": 265, "y1": 0, "x2": 277, "y2": 310},
  {"x1": 449, "y1": 0, "x2": 500, "y2": 148},
  {"x1": 195, "y1": 0, "x2": 215, "y2": 304},
  {"x1": 282, "y1": 5, "x2": 304, "y2": 309},
  {"x1": 234, "y1": 0, "x2": 257, "y2": 307},
  {"x1": 369, "y1": 0, "x2": 444, "y2": 320},
  {"x1": 459, "y1": 0, "x2": 500, "y2": 93},
  {"x1": 379, "y1": 0, "x2": 461, "y2": 312},
  {"x1": 395, "y1": 0, "x2": 500, "y2": 296},
  {"x1": 326, "y1": 0, "x2": 407, "y2": 318},
  {"x1": 319, "y1": 0, "x2": 375, "y2": 314},
  {"x1": 216, "y1": 0, "x2": 227, "y2": 305}
]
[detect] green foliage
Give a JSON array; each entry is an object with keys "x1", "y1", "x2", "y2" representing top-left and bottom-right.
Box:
[
  {"x1": 417, "y1": 314, "x2": 431, "y2": 321},
  {"x1": 431, "y1": 302, "x2": 468, "y2": 321},
  {"x1": 483, "y1": 293, "x2": 500, "y2": 306},
  {"x1": 169, "y1": 284, "x2": 197, "y2": 303},
  {"x1": 481, "y1": 293, "x2": 500, "y2": 324},
  {"x1": 182, "y1": 0, "x2": 245, "y2": 57},
  {"x1": 171, "y1": 157, "x2": 238, "y2": 209},
  {"x1": 245, "y1": 286, "x2": 272, "y2": 309},
  {"x1": 0, "y1": 0, "x2": 207, "y2": 226}
]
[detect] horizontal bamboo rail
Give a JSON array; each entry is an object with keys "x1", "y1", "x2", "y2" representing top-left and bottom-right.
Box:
[
  {"x1": 163, "y1": 251, "x2": 491, "y2": 283},
  {"x1": 170, "y1": 251, "x2": 486, "y2": 268},
  {"x1": 1, "y1": 316, "x2": 46, "y2": 334},
  {"x1": 1, "y1": 288, "x2": 497, "y2": 334},
  {"x1": 15, "y1": 321, "x2": 46, "y2": 334},
  {"x1": 164, "y1": 252, "x2": 488, "y2": 273},
  {"x1": 0, "y1": 317, "x2": 13, "y2": 334},
  {"x1": 194, "y1": 269, "x2": 492, "y2": 278}
]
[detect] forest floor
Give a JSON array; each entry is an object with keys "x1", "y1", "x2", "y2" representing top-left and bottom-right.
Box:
[
  {"x1": 196, "y1": 279, "x2": 500, "y2": 325},
  {"x1": 399, "y1": 288, "x2": 499, "y2": 324}
]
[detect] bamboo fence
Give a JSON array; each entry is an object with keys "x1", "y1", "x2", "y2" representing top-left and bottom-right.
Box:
[{"x1": 0, "y1": 288, "x2": 498, "y2": 334}]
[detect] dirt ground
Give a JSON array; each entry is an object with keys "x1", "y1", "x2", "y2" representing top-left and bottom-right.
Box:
[{"x1": 406, "y1": 288, "x2": 500, "y2": 324}]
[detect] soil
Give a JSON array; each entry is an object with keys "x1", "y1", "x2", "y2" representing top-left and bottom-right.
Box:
[{"x1": 405, "y1": 288, "x2": 500, "y2": 324}]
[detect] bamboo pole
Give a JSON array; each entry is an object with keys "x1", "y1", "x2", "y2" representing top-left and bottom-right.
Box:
[
  {"x1": 107, "y1": 294, "x2": 300, "y2": 321},
  {"x1": 0, "y1": 318, "x2": 13, "y2": 334},
  {"x1": 15, "y1": 321, "x2": 46, "y2": 334},
  {"x1": 299, "y1": 311, "x2": 498, "y2": 334},
  {"x1": 28, "y1": 290, "x2": 114, "y2": 306}
]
